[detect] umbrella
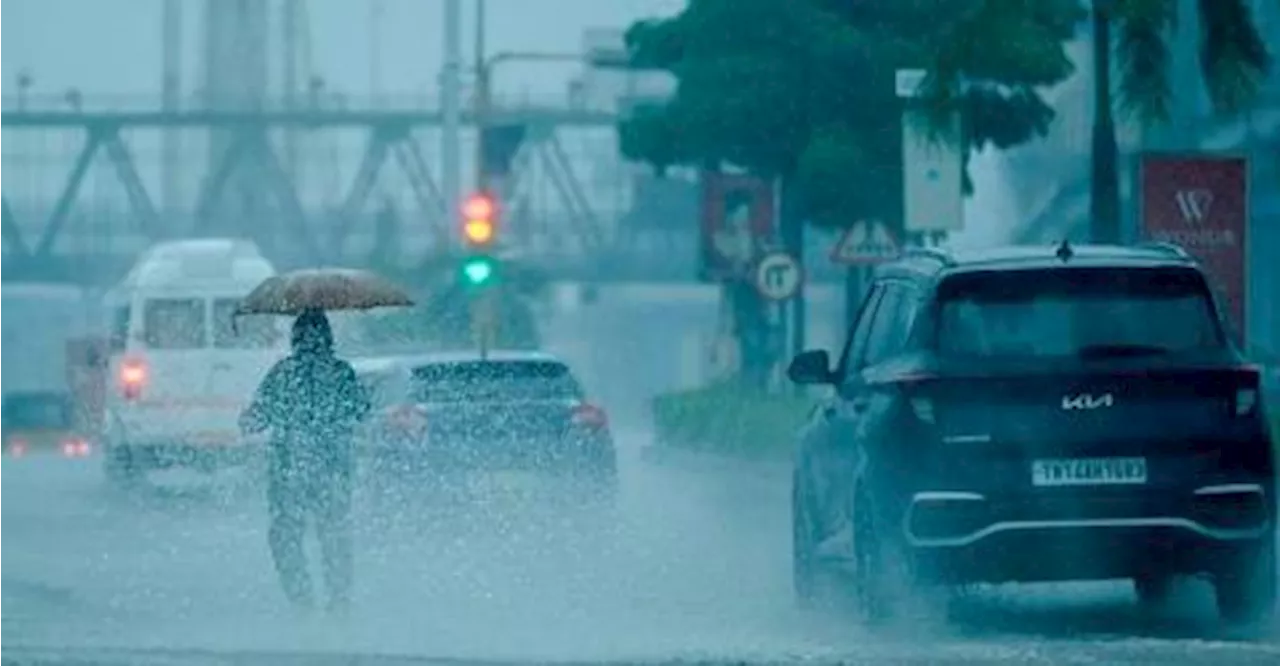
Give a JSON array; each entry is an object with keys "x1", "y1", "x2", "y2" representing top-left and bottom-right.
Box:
[{"x1": 235, "y1": 268, "x2": 414, "y2": 316}]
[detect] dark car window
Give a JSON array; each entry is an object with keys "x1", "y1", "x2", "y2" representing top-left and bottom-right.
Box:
[
  {"x1": 836, "y1": 284, "x2": 884, "y2": 381},
  {"x1": 143, "y1": 298, "x2": 207, "y2": 349},
  {"x1": 2, "y1": 394, "x2": 71, "y2": 429},
  {"x1": 411, "y1": 361, "x2": 584, "y2": 402},
  {"x1": 933, "y1": 266, "x2": 1224, "y2": 358},
  {"x1": 863, "y1": 283, "x2": 920, "y2": 367},
  {"x1": 360, "y1": 369, "x2": 410, "y2": 409}
]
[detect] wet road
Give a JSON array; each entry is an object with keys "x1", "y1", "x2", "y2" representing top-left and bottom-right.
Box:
[{"x1": 3, "y1": 433, "x2": 1278, "y2": 665}]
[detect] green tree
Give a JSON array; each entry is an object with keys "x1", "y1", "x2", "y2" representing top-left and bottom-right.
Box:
[
  {"x1": 621, "y1": 0, "x2": 1082, "y2": 229},
  {"x1": 924, "y1": 0, "x2": 1271, "y2": 243}
]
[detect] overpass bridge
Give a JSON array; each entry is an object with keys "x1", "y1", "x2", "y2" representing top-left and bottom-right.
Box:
[{"x1": 1, "y1": 95, "x2": 698, "y2": 285}]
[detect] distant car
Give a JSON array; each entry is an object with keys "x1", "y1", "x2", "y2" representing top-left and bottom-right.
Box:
[
  {"x1": 358, "y1": 351, "x2": 617, "y2": 492},
  {"x1": 2, "y1": 392, "x2": 93, "y2": 459},
  {"x1": 788, "y1": 242, "x2": 1275, "y2": 625}
]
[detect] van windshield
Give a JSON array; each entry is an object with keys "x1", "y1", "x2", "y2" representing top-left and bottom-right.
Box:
[
  {"x1": 213, "y1": 299, "x2": 280, "y2": 349},
  {"x1": 143, "y1": 299, "x2": 207, "y2": 349}
]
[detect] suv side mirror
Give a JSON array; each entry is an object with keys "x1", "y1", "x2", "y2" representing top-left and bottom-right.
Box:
[{"x1": 787, "y1": 349, "x2": 833, "y2": 385}]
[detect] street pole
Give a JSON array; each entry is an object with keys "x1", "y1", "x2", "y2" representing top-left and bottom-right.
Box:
[
  {"x1": 468, "y1": 0, "x2": 500, "y2": 357},
  {"x1": 441, "y1": 0, "x2": 462, "y2": 240},
  {"x1": 474, "y1": 0, "x2": 490, "y2": 193},
  {"x1": 161, "y1": 0, "x2": 182, "y2": 226}
]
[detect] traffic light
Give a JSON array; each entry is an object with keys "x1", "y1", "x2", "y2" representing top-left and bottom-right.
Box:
[
  {"x1": 460, "y1": 192, "x2": 499, "y2": 288},
  {"x1": 460, "y1": 254, "x2": 497, "y2": 286},
  {"x1": 462, "y1": 192, "x2": 497, "y2": 247}
]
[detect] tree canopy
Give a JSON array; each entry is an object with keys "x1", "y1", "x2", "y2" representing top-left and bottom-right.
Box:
[
  {"x1": 619, "y1": 0, "x2": 1084, "y2": 229},
  {"x1": 922, "y1": 0, "x2": 1271, "y2": 127}
]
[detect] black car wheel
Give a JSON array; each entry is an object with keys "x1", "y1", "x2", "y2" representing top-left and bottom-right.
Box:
[
  {"x1": 1133, "y1": 572, "x2": 1175, "y2": 610},
  {"x1": 852, "y1": 490, "x2": 912, "y2": 624},
  {"x1": 791, "y1": 481, "x2": 822, "y2": 607},
  {"x1": 852, "y1": 497, "x2": 889, "y2": 622},
  {"x1": 103, "y1": 442, "x2": 142, "y2": 488},
  {"x1": 1214, "y1": 538, "x2": 1277, "y2": 625}
]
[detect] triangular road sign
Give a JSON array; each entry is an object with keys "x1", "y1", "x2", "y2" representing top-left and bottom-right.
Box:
[{"x1": 830, "y1": 219, "x2": 900, "y2": 264}]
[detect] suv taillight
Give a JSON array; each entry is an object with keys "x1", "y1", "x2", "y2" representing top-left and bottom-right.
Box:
[
  {"x1": 120, "y1": 358, "x2": 146, "y2": 400},
  {"x1": 571, "y1": 403, "x2": 609, "y2": 431}
]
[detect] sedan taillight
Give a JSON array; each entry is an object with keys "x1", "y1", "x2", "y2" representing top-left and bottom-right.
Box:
[
  {"x1": 571, "y1": 403, "x2": 609, "y2": 431},
  {"x1": 382, "y1": 403, "x2": 428, "y2": 439}
]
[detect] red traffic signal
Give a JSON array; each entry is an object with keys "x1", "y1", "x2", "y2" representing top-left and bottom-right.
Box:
[{"x1": 462, "y1": 193, "x2": 497, "y2": 246}]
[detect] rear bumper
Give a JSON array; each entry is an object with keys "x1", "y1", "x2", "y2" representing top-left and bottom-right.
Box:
[
  {"x1": 114, "y1": 440, "x2": 259, "y2": 469},
  {"x1": 903, "y1": 484, "x2": 1274, "y2": 584},
  {"x1": 362, "y1": 433, "x2": 616, "y2": 474}
]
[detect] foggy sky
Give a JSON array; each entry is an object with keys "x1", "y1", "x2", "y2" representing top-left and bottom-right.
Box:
[{"x1": 1, "y1": 0, "x2": 685, "y2": 101}]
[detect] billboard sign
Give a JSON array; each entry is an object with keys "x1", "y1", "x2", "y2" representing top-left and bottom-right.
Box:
[
  {"x1": 1138, "y1": 153, "x2": 1249, "y2": 343},
  {"x1": 699, "y1": 171, "x2": 776, "y2": 282}
]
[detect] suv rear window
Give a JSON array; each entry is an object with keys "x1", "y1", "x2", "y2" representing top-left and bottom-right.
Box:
[
  {"x1": 410, "y1": 361, "x2": 582, "y2": 402},
  {"x1": 143, "y1": 299, "x2": 207, "y2": 349},
  {"x1": 934, "y1": 266, "x2": 1224, "y2": 358}
]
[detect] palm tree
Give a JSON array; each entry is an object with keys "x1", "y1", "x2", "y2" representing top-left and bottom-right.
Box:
[
  {"x1": 1090, "y1": 0, "x2": 1270, "y2": 243},
  {"x1": 923, "y1": 0, "x2": 1270, "y2": 244}
]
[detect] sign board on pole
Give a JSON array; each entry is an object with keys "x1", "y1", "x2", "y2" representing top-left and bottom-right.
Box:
[
  {"x1": 699, "y1": 170, "x2": 776, "y2": 282},
  {"x1": 830, "y1": 219, "x2": 900, "y2": 264},
  {"x1": 753, "y1": 250, "x2": 803, "y2": 301},
  {"x1": 1138, "y1": 153, "x2": 1249, "y2": 344}
]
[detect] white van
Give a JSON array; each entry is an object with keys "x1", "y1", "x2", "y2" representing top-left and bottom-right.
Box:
[{"x1": 100, "y1": 239, "x2": 287, "y2": 481}]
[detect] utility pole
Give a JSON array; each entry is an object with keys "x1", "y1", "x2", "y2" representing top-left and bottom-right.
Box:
[
  {"x1": 282, "y1": 0, "x2": 299, "y2": 180},
  {"x1": 440, "y1": 0, "x2": 463, "y2": 239},
  {"x1": 161, "y1": 0, "x2": 182, "y2": 226},
  {"x1": 474, "y1": 0, "x2": 489, "y2": 192},
  {"x1": 370, "y1": 0, "x2": 385, "y2": 100}
]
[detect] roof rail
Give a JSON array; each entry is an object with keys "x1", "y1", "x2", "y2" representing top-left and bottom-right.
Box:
[
  {"x1": 1136, "y1": 241, "x2": 1191, "y2": 258},
  {"x1": 902, "y1": 246, "x2": 954, "y2": 265}
]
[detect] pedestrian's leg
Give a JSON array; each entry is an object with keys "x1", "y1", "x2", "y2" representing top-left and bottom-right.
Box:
[
  {"x1": 268, "y1": 477, "x2": 314, "y2": 608},
  {"x1": 315, "y1": 475, "x2": 354, "y2": 612}
]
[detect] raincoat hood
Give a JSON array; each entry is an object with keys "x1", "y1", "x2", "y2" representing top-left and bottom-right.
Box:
[{"x1": 292, "y1": 309, "x2": 334, "y2": 355}]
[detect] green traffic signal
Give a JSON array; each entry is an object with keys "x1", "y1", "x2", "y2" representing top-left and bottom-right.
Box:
[{"x1": 461, "y1": 255, "x2": 498, "y2": 286}]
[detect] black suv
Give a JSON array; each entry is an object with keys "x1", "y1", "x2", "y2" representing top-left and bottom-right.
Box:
[{"x1": 788, "y1": 242, "x2": 1275, "y2": 624}]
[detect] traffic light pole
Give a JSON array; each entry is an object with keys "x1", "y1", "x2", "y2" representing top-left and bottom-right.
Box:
[
  {"x1": 469, "y1": 44, "x2": 583, "y2": 360},
  {"x1": 469, "y1": 288, "x2": 496, "y2": 360},
  {"x1": 473, "y1": 50, "x2": 584, "y2": 190}
]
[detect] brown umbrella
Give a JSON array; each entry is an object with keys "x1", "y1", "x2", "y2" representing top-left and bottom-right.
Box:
[{"x1": 235, "y1": 268, "x2": 414, "y2": 316}]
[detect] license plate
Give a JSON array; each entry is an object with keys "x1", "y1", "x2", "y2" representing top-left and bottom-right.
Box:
[{"x1": 1031, "y1": 457, "x2": 1148, "y2": 487}]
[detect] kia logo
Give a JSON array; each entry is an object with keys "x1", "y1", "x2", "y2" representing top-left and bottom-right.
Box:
[
  {"x1": 1174, "y1": 189, "x2": 1213, "y2": 224},
  {"x1": 1062, "y1": 393, "x2": 1114, "y2": 410}
]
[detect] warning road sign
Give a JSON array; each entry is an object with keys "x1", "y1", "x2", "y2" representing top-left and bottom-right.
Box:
[
  {"x1": 753, "y1": 251, "x2": 803, "y2": 301},
  {"x1": 830, "y1": 220, "x2": 900, "y2": 264}
]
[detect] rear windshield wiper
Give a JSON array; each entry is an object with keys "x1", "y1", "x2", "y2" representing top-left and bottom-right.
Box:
[{"x1": 1076, "y1": 344, "x2": 1172, "y2": 360}]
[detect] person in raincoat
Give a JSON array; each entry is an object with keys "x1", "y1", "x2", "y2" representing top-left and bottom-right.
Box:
[{"x1": 240, "y1": 308, "x2": 370, "y2": 611}]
